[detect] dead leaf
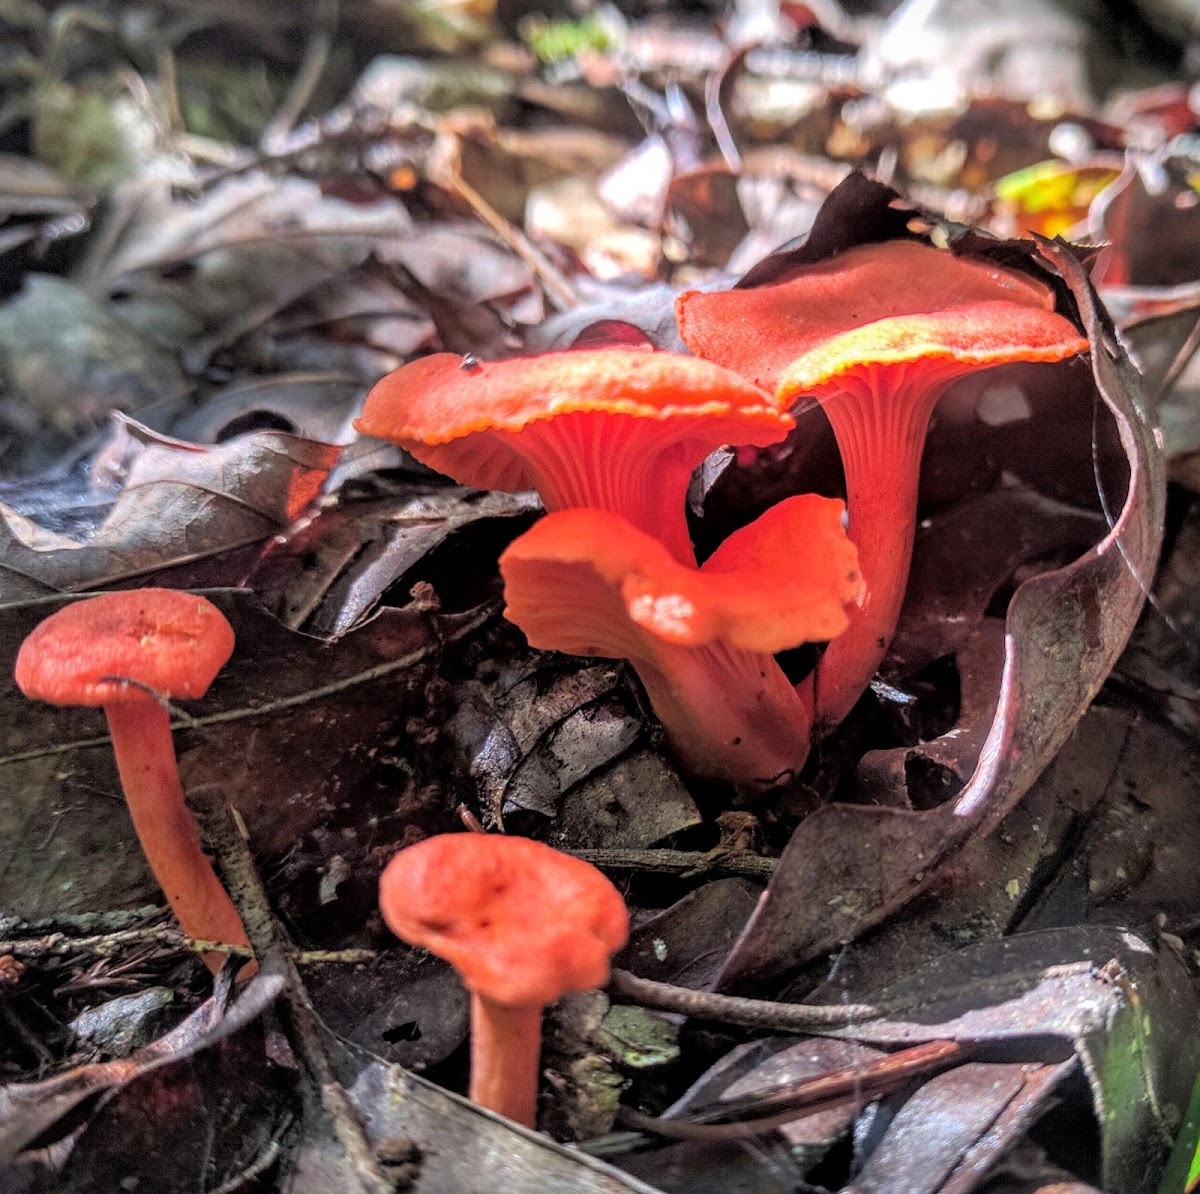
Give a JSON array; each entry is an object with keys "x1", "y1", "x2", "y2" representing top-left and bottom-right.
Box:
[
  {"x1": 299, "y1": 1033, "x2": 661, "y2": 1193},
  {"x1": 87, "y1": 174, "x2": 414, "y2": 366},
  {"x1": 169, "y1": 373, "x2": 369, "y2": 447},
  {"x1": 617, "y1": 880, "x2": 764, "y2": 990},
  {"x1": 246, "y1": 487, "x2": 538, "y2": 635},
  {"x1": 0, "y1": 418, "x2": 339, "y2": 598},
  {"x1": 848, "y1": 1060, "x2": 1079, "y2": 1194},
  {"x1": 615, "y1": 1037, "x2": 888, "y2": 1193},
  {"x1": 823, "y1": 927, "x2": 1200, "y2": 1194},
  {"x1": 0, "y1": 963, "x2": 284, "y2": 1164}
]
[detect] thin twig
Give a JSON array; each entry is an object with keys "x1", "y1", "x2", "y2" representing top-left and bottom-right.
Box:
[
  {"x1": 189, "y1": 785, "x2": 400, "y2": 1194},
  {"x1": 0, "y1": 924, "x2": 375, "y2": 966},
  {"x1": 0, "y1": 907, "x2": 161, "y2": 937},
  {"x1": 1153, "y1": 307, "x2": 1200, "y2": 406},
  {"x1": 428, "y1": 146, "x2": 577, "y2": 313},
  {"x1": 617, "y1": 1040, "x2": 959, "y2": 1141},
  {"x1": 609, "y1": 969, "x2": 882, "y2": 1030},
  {"x1": 261, "y1": 0, "x2": 338, "y2": 152},
  {"x1": 155, "y1": 46, "x2": 184, "y2": 135},
  {"x1": 570, "y1": 848, "x2": 775, "y2": 881},
  {"x1": 705, "y1": 47, "x2": 745, "y2": 172}
]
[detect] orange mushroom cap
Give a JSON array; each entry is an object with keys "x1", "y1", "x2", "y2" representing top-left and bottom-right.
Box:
[
  {"x1": 776, "y1": 300, "x2": 1091, "y2": 399},
  {"x1": 676, "y1": 239, "x2": 1069, "y2": 393},
  {"x1": 379, "y1": 834, "x2": 629, "y2": 1008},
  {"x1": 354, "y1": 349, "x2": 794, "y2": 563},
  {"x1": 510, "y1": 496, "x2": 860, "y2": 655},
  {"x1": 499, "y1": 498, "x2": 859, "y2": 783},
  {"x1": 15, "y1": 589, "x2": 235, "y2": 706}
]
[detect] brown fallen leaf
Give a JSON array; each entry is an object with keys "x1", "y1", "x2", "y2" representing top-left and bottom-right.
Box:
[
  {"x1": 0, "y1": 419, "x2": 339, "y2": 598},
  {"x1": 0, "y1": 962, "x2": 283, "y2": 1164}
]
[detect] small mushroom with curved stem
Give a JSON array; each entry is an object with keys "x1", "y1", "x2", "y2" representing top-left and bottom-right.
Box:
[
  {"x1": 353, "y1": 348, "x2": 794, "y2": 564},
  {"x1": 378, "y1": 833, "x2": 628, "y2": 1128},
  {"x1": 677, "y1": 239, "x2": 1090, "y2": 731},
  {"x1": 499, "y1": 495, "x2": 860, "y2": 785},
  {"x1": 15, "y1": 589, "x2": 253, "y2": 976}
]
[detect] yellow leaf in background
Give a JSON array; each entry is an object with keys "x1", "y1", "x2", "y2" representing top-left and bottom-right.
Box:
[{"x1": 993, "y1": 159, "x2": 1121, "y2": 238}]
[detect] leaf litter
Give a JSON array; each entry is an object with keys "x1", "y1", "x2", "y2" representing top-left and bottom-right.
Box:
[{"x1": 0, "y1": 0, "x2": 1198, "y2": 1191}]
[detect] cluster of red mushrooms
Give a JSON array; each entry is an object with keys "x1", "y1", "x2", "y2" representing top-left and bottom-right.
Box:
[{"x1": 13, "y1": 226, "x2": 1092, "y2": 1131}]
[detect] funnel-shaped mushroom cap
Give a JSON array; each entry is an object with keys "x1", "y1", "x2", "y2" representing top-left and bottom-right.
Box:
[
  {"x1": 676, "y1": 239, "x2": 1071, "y2": 392},
  {"x1": 16, "y1": 589, "x2": 235, "y2": 707},
  {"x1": 354, "y1": 349, "x2": 794, "y2": 563},
  {"x1": 500, "y1": 498, "x2": 859, "y2": 783},
  {"x1": 508, "y1": 497, "x2": 859, "y2": 655},
  {"x1": 379, "y1": 834, "x2": 628, "y2": 1008},
  {"x1": 776, "y1": 300, "x2": 1090, "y2": 400}
]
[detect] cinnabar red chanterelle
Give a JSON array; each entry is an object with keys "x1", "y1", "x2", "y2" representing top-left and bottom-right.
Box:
[
  {"x1": 499, "y1": 496, "x2": 860, "y2": 786},
  {"x1": 15, "y1": 589, "x2": 252, "y2": 975},
  {"x1": 378, "y1": 833, "x2": 628, "y2": 1128}
]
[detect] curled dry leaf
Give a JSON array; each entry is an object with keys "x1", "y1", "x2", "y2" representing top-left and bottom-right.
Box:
[
  {"x1": 713, "y1": 236, "x2": 1166, "y2": 993},
  {"x1": 0, "y1": 962, "x2": 284, "y2": 1166},
  {"x1": 0, "y1": 419, "x2": 339, "y2": 598},
  {"x1": 169, "y1": 373, "x2": 370, "y2": 447},
  {"x1": 246, "y1": 486, "x2": 540, "y2": 635}
]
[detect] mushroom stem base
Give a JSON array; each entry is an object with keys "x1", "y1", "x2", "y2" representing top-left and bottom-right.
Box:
[
  {"x1": 106, "y1": 699, "x2": 253, "y2": 975},
  {"x1": 639, "y1": 643, "x2": 812, "y2": 786},
  {"x1": 469, "y1": 994, "x2": 543, "y2": 1128}
]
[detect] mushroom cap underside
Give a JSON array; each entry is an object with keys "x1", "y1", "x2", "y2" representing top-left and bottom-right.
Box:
[{"x1": 677, "y1": 239, "x2": 1080, "y2": 391}]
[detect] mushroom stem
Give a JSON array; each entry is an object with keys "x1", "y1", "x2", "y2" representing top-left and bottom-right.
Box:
[
  {"x1": 637, "y1": 641, "x2": 814, "y2": 785},
  {"x1": 105, "y1": 699, "x2": 253, "y2": 974},
  {"x1": 809, "y1": 366, "x2": 946, "y2": 732},
  {"x1": 469, "y1": 994, "x2": 543, "y2": 1127}
]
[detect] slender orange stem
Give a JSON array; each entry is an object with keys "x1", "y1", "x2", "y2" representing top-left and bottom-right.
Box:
[
  {"x1": 104, "y1": 699, "x2": 253, "y2": 975},
  {"x1": 812, "y1": 437, "x2": 923, "y2": 731},
  {"x1": 469, "y1": 993, "x2": 543, "y2": 1127},
  {"x1": 810, "y1": 366, "x2": 949, "y2": 732}
]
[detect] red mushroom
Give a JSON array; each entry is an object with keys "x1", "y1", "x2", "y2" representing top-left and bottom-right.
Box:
[
  {"x1": 499, "y1": 496, "x2": 860, "y2": 785},
  {"x1": 353, "y1": 349, "x2": 794, "y2": 564},
  {"x1": 15, "y1": 589, "x2": 252, "y2": 975},
  {"x1": 378, "y1": 833, "x2": 628, "y2": 1128},
  {"x1": 677, "y1": 240, "x2": 1089, "y2": 730}
]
